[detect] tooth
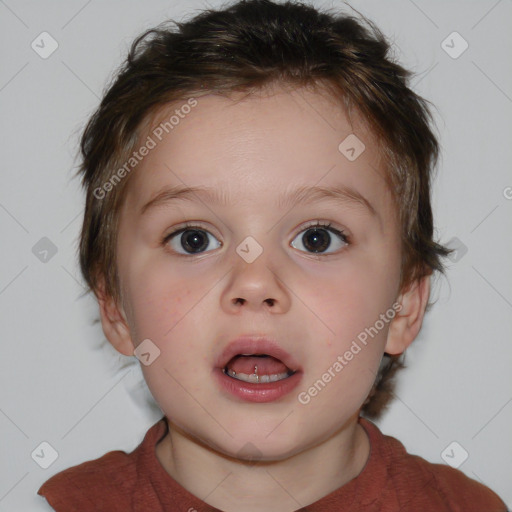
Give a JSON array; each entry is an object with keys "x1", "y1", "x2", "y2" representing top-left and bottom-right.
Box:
[{"x1": 224, "y1": 368, "x2": 289, "y2": 383}]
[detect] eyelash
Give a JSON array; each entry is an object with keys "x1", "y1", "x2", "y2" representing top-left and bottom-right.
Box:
[
  {"x1": 161, "y1": 221, "x2": 350, "y2": 256},
  {"x1": 300, "y1": 221, "x2": 349, "y2": 246}
]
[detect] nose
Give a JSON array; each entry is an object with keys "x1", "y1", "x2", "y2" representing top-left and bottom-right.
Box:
[{"x1": 221, "y1": 249, "x2": 291, "y2": 314}]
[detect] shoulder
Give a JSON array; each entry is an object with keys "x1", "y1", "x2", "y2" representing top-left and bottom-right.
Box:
[
  {"x1": 37, "y1": 417, "x2": 167, "y2": 511},
  {"x1": 391, "y1": 449, "x2": 507, "y2": 511},
  {"x1": 37, "y1": 449, "x2": 136, "y2": 511},
  {"x1": 360, "y1": 417, "x2": 508, "y2": 511}
]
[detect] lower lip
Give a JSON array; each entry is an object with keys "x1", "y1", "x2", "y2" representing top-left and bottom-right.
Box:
[{"x1": 213, "y1": 367, "x2": 303, "y2": 403}]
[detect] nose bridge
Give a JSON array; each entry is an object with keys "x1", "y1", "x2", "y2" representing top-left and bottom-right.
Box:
[{"x1": 221, "y1": 234, "x2": 291, "y2": 312}]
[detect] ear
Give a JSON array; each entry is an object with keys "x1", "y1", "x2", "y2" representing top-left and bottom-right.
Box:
[
  {"x1": 385, "y1": 274, "x2": 431, "y2": 355},
  {"x1": 95, "y1": 277, "x2": 134, "y2": 357}
]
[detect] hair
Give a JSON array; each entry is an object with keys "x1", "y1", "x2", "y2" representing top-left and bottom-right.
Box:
[{"x1": 75, "y1": 0, "x2": 452, "y2": 418}]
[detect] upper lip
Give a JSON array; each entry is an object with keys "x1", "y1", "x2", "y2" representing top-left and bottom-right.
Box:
[{"x1": 216, "y1": 335, "x2": 302, "y2": 373}]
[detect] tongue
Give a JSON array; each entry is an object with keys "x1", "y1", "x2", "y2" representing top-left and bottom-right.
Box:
[{"x1": 227, "y1": 355, "x2": 289, "y2": 375}]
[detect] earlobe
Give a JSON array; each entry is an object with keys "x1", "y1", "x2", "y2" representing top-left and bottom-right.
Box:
[
  {"x1": 95, "y1": 278, "x2": 134, "y2": 357},
  {"x1": 385, "y1": 274, "x2": 431, "y2": 355}
]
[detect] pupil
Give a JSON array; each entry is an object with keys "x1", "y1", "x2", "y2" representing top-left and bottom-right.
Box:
[
  {"x1": 181, "y1": 230, "x2": 208, "y2": 253},
  {"x1": 303, "y1": 228, "x2": 330, "y2": 253}
]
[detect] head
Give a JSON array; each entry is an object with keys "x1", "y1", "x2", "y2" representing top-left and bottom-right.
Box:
[{"x1": 76, "y1": 0, "x2": 450, "y2": 456}]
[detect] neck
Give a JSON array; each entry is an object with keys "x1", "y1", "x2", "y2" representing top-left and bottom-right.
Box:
[{"x1": 155, "y1": 413, "x2": 370, "y2": 512}]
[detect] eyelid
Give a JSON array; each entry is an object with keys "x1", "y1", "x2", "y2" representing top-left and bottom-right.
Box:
[
  {"x1": 293, "y1": 220, "x2": 350, "y2": 242},
  {"x1": 291, "y1": 220, "x2": 350, "y2": 253},
  {"x1": 162, "y1": 220, "x2": 350, "y2": 256},
  {"x1": 163, "y1": 220, "x2": 349, "y2": 240},
  {"x1": 162, "y1": 222, "x2": 222, "y2": 257},
  {"x1": 163, "y1": 221, "x2": 221, "y2": 240}
]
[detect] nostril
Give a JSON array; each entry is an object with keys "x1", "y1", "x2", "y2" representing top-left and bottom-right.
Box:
[{"x1": 233, "y1": 298, "x2": 275, "y2": 306}]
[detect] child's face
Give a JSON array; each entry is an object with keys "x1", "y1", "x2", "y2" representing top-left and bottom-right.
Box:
[{"x1": 109, "y1": 86, "x2": 404, "y2": 459}]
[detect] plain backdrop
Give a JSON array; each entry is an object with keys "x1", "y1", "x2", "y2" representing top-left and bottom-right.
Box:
[{"x1": 0, "y1": 0, "x2": 511, "y2": 509}]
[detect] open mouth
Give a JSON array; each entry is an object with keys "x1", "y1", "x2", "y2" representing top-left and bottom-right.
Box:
[{"x1": 222, "y1": 354, "x2": 295, "y2": 384}]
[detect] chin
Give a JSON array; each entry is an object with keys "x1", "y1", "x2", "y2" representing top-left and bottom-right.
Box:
[{"x1": 195, "y1": 424, "x2": 304, "y2": 463}]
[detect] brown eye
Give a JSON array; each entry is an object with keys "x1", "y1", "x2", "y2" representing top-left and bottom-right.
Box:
[
  {"x1": 165, "y1": 226, "x2": 221, "y2": 255},
  {"x1": 291, "y1": 223, "x2": 348, "y2": 254}
]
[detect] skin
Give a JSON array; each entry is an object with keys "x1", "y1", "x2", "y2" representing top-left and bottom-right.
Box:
[{"x1": 97, "y1": 84, "x2": 430, "y2": 512}]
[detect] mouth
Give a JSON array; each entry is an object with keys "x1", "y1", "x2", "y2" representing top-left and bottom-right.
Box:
[{"x1": 214, "y1": 336, "x2": 303, "y2": 403}]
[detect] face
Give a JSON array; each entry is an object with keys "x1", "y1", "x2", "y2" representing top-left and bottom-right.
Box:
[{"x1": 112, "y1": 85, "x2": 402, "y2": 460}]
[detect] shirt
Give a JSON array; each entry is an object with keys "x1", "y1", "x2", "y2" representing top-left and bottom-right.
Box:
[{"x1": 38, "y1": 415, "x2": 508, "y2": 511}]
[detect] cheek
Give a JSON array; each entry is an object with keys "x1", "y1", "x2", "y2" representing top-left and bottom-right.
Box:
[
  {"x1": 304, "y1": 254, "x2": 398, "y2": 385},
  {"x1": 124, "y1": 266, "x2": 194, "y2": 345},
  {"x1": 314, "y1": 264, "x2": 394, "y2": 335},
  {"x1": 297, "y1": 269, "x2": 390, "y2": 414},
  {"x1": 126, "y1": 273, "x2": 200, "y2": 397}
]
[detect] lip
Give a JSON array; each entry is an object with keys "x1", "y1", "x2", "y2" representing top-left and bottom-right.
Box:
[
  {"x1": 213, "y1": 335, "x2": 303, "y2": 403},
  {"x1": 213, "y1": 367, "x2": 303, "y2": 403},
  {"x1": 215, "y1": 336, "x2": 302, "y2": 373}
]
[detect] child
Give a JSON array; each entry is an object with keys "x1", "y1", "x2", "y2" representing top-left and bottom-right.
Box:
[{"x1": 38, "y1": 0, "x2": 507, "y2": 510}]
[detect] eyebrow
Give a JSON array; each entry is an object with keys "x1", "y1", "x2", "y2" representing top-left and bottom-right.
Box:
[{"x1": 139, "y1": 184, "x2": 378, "y2": 219}]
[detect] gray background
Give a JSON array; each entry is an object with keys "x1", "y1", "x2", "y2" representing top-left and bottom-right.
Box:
[{"x1": 1, "y1": 0, "x2": 511, "y2": 509}]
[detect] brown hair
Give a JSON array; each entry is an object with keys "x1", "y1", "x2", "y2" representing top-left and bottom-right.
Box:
[{"x1": 76, "y1": 0, "x2": 451, "y2": 418}]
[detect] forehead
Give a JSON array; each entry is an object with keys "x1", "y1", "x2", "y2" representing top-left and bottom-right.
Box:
[{"x1": 122, "y1": 86, "x2": 393, "y2": 221}]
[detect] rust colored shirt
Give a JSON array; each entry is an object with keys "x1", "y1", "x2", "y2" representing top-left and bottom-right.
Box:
[{"x1": 38, "y1": 416, "x2": 507, "y2": 511}]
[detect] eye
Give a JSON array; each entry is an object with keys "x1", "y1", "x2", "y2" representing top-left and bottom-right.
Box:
[
  {"x1": 290, "y1": 222, "x2": 349, "y2": 255},
  {"x1": 163, "y1": 224, "x2": 221, "y2": 255}
]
